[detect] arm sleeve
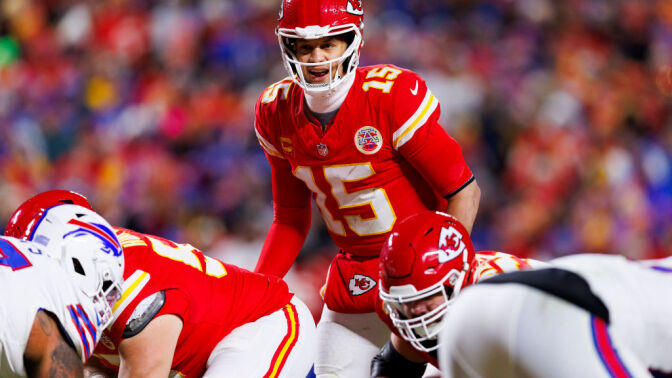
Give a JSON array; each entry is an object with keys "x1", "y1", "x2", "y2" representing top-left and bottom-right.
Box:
[
  {"x1": 388, "y1": 70, "x2": 474, "y2": 197},
  {"x1": 254, "y1": 153, "x2": 312, "y2": 278},
  {"x1": 399, "y1": 121, "x2": 474, "y2": 198}
]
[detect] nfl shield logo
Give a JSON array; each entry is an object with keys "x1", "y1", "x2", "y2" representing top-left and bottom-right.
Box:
[{"x1": 317, "y1": 143, "x2": 329, "y2": 156}]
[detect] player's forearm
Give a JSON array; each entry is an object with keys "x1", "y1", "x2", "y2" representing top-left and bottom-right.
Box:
[
  {"x1": 445, "y1": 179, "x2": 481, "y2": 234},
  {"x1": 25, "y1": 311, "x2": 84, "y2": 378},
  {"x1": 118, "y1": 316, "x2": 181, "y2": 378},
  {"x1": 254, "y1": 221, "x2": 307, "y2": 277}
]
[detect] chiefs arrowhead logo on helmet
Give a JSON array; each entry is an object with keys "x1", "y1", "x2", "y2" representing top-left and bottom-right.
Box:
[
  {"x1": 347, "y1": 0, "x2": 364, "y2": 16},
  {"x1": 422, "y1": 225, "x2": 467, "y2": 272}
]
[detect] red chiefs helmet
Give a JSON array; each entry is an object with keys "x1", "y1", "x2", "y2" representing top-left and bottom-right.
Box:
[
  {"x1": 5, "y1": 190, "x2": 94, "y2": 240},
  {"x1": 379, "y1": 211, "x2": 475, "y2": 352},
  {"x1": 276, "y1": 0, "x2": 364, "y2": 93}
]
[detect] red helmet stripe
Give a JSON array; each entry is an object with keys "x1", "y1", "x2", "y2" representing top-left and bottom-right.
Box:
[{"x1": 68, "y1": 218, "x2": 120, "y2": 249}]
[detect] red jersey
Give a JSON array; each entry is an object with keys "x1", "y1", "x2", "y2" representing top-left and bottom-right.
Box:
[
  {"x1": 91, "y1": 228, "x2": 294, "y2": 377},
  {"x1": 375, "y1": 251, "x2": 546, "y2": 367},
  {"x1": 255, "y1": 65, "x2": 473, "y2": 258}
]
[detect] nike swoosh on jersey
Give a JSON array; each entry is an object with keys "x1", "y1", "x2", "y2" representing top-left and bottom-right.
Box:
[{"x1": 410, "y1": 80, "x2": 419, "y2": 95}]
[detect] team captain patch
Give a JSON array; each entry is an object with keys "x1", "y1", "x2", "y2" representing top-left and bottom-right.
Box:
[{"x1": 354, "y1": 126, "x2": 383, "y2": 155}]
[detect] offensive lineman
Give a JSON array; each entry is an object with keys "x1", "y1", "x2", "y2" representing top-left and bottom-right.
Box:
[
  {"x1": 6, "y1": 190, "x2": 316, "y2": 378},
  {"x1": 254, "y1": 1, "x2": 480, "y2": 376},
  {"x1": 1, "y1": 203, "x2": 124, "y2": 377},
  {"x1": 373, "y1": 211, "x2": 544, "y2": 377}
]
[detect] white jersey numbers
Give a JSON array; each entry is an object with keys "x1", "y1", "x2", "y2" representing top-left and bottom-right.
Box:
[
  {"x1": 0, "y1": 238, "x2": 32, "y2": 270},
  {"x1": 295, "y1": 163, "x2": 397, "y2": 237},
  {"x1": 362, "y1": 66, "x2": 402, "y2": 93},
  {"x1": 262, "y1": 80, "x2": 292, "y2": 104},
  {"x1": 145, "y1": 235, "x2": 227, "y2": 278}
]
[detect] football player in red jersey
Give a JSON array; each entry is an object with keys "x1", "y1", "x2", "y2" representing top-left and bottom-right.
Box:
[
  {"x1": 373, "y1": 211, "x2": 544, "y2": 377},
  {"x1": 6, "y1": 190, "x2": 316, "y2": 378},
  {"x1": 253, "y1": 0, "x2": 481, "y2": 376}
]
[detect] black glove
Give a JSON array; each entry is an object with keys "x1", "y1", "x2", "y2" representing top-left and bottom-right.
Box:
[{"x1": 370, "y1": 341, "x2": 427, "y2": 378}]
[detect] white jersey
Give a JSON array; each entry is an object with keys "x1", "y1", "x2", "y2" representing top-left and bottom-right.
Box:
[
  {"x1": 551, "y1": 254, "x2": 672, "y2": 373},
  {"x1": 0, "y1": 237, "x2": 100, "y2": 377}
]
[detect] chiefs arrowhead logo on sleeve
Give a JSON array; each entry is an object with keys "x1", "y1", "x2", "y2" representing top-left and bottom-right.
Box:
[{"x1": 348, "y1": 274, "x2": 376, "y2": 296}]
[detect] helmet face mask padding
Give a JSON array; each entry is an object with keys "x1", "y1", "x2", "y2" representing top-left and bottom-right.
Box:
[{"x1": 379, "y1": 211, "x2": 475, "y2": 353}]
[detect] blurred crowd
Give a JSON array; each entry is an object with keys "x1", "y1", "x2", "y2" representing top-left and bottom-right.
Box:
[{"x1": 1, "y1": 0, "x2": 671, "y2": 316}]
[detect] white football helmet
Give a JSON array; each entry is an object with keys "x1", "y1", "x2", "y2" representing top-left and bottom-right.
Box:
[{"x1": 27, "y1": 204, "x2": 124, "y2": 329}]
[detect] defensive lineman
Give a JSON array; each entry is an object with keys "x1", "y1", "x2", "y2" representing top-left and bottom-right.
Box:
[
  {"x1": 439, "y1": 253, "x2": 672, "y2": 378},
  {"x1": 1, "y1": 204, "x2": 124, "y2": 377}
]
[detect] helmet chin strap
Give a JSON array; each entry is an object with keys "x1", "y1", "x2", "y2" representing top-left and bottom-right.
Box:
[{"x1": 304, "y1": 70, "x2": 356, "y2": 114}]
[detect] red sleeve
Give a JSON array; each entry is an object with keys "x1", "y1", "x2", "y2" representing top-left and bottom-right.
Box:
[
  {"x1": 154, "y1": 289, "x2": 189, "y2": 320},
  {"x1": 254, "y1": 153, "x2": 311, "y2": 278},
  {"x1": 387, "y1": 69, "x2": 473, "y2": 197},
  {"x1": 400, "y1": 122, "x2": 474, "y2": 197}
]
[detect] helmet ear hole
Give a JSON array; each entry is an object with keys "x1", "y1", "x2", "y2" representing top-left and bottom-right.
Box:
[{"x1": 72, "y1": 257, "x2": 85, "y2": 275}]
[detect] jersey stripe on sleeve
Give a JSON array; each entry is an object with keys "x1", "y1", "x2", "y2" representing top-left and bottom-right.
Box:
[
  {"x1": 392, "y1": 89, "x2": 439, "y2": 149},
  {"x1": 255, "y1": 126, "x2": 285, "y2": 159},
  {"x1": 112, "y1": 270, "x2": 150, "y2": 319},
  {"x1": 67, "y1": 304, "x2": 97, "y2": 360}
]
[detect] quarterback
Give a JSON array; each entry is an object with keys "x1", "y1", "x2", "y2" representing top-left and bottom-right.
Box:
[
  {"x1": 1, "y1": 203, "x2": 124, "y2": 377},
  {"x1": 6, "y1": 190, "x2": 316, "y2": 378},
  {"x1": 254, "y1": 1, "x2": 480, "y2": 376},
  {"x1": 373, "y1": 211, "x2": 545, "y2": 377}
]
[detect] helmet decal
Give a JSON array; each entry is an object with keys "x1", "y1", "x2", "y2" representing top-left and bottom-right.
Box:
[
  {"x1": 347, "y1": 0, "x2": 363, "y2": 16},
  {"x1": 423, "y1": 225, "x2": 467, "y2": 270},
  {"x1": 66, "y1": 218, "x2": 121, "y2": 254}
]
